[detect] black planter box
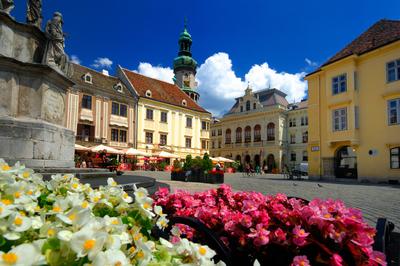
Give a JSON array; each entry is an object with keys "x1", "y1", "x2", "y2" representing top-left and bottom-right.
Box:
[
  {"x1": 206, "y1": 173, "x2": 224, "y2": 184},
  {"x1": 171, "y1": 171, "x2": 186, "y2": 181}
]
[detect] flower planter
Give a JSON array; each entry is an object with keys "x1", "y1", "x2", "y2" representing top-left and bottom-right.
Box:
[
  {"x1": 206, "y1": 172, "x2": 224, "y2": 184},
  {"x1": 171, "y1": 171, "x2": 186, "y2": 181}
]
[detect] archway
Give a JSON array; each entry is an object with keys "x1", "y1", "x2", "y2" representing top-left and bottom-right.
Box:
[
  {"x1": 245, "y1": 155, "x2": 251, "y2": 164},
  {"x1": 235, "y1": 155, "x2": 241, "y2": 163},
  {"x1": 254, "y1": 154, "x2": 261, "y2": 167},
  {"x1": 266, "y1": 154, "x2": 275, "y2": 173},
  {"x1": 334, "y1": 146, "x2": 357, "y2": 179}
]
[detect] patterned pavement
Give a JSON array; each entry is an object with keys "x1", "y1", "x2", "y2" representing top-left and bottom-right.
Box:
[{"x1": 127, "y1": 171, "x2": 400, "y2": 232}]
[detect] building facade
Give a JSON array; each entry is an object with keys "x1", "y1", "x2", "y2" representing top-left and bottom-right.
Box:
[
  {"x1": 210, "y1": 85, "x2": 308, "y2": 171},
  {"x1": 66, "y1": 64, "x2": 137, "y2": 149},
  {"x1": 306, "y1": 19, "x2": 400, "y2": 182}
]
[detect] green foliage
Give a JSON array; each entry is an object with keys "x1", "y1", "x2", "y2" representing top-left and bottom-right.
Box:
[
  {"x1": 202, "y1": 153, "x2": 213, "y2": 172},
  {"x1": 183, "y1": 155, "x2": 193, "y2": 170},
  {"x1": 92, "y1": 203, "x2": 119, "y2": 217},
  {"x1": 42, "y1": 238, "x2": 61, "y2": 253},
  {"x1": 158, "y1": 161, "x2": 167, "y2": 171}
]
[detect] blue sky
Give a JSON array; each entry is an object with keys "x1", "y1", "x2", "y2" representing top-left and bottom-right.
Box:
[{"x1": 12, "y1": 0, "x2": 400, "y2": 115}]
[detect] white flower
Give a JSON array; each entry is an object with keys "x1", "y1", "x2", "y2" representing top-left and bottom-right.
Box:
[
  {"x1": 192, "y1": 243, "x2": 216, "y2": 263},
  {"x1": 57, "y1": 230, "x2": 73, "y2": 241},
  {"x1": 137, "y1": 198, "x2": 155, "y2": 218},
  {"x1": 0, "y1": 202, "x2": 14, "y2": 218},
  {"x1": 8, "y1": 213, "x2": 31, "y2": 232},
  {"x1": 134, "y1": 187, "x2": 148, "y2": 203},
  {"x1": 153, "y1": 205, "x2": 163, "y2": 216},
  {"x1": 31, "y1": 216, "x2": 43, "y2": 230},
  {"x1": 159, "y1": 238, "x2": 173, "y2": 248},
  {"x1": 70, "y1": 228, "x2": 107, "y2": 260},
  {"x1": 57, "y1": 207, "x2": 92, "y2": 227},
  {"x1": 92, "y1": 249, "x2": 131, "y2": 266},
  {"x1": 0, "y1": 243, "x2": 45, "y2": 266},
  {"x1": 17, "y1": 168, "x2": 34, "y2": 180},
  {"x1": 121, "y1": 192, "x2": 133, "y2": 203},
  {"x1": 156, "y1": 216, "x2": 169, "y2": 230},
  {"x1": 105, "y1": 234, "x2": 122, "y2": 250},
  {"x1": 107, "y1": 178, "x2": 118, "y2": 187}
]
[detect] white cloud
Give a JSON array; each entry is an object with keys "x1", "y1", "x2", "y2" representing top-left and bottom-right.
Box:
[
  {"x1": 305, "y1": 58, "x2": 318, "y2": 67},
  {"x1": 70, "y1": 55, "x2": 81, "y2": 64},
  {"x1": 92, "y1": 57, "x2": 113, "y2": 69},
  {"x1": 132, "y1": 52, "x2": 307, "y2": 116},
  {"x1": 137, "y1": 63, "x2": 174, "y2": 83}
]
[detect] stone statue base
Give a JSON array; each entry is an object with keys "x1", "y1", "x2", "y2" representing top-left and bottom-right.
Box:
[
  {"x1": 0, "y1": 12, "x2": 75, "y2": 168},
  {"x1": 0, "y1": 117, "x2": 74, "y2": 168}
]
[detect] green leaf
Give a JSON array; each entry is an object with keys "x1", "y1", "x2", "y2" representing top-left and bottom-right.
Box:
[{"x1": 42, "y1": 238, "x2": 61, "y2": 253}]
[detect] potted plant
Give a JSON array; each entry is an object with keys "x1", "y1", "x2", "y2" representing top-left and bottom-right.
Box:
[{"x1": 171, "y1": 158, "x2": 185, "y2": 181}]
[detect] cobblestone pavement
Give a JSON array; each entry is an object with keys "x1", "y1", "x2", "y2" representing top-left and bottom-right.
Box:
[{"x1": 127, "y1": 171, "x2": 400, "y2": 232}]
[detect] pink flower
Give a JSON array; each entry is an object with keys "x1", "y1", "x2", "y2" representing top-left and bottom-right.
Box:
[
  {"x1": 291, "y1": 255, "x2": 310, "y2": 266},
  {"x1": 330, "y1": 254, "x2": 343, "y2": 266},
  {"x1": 370, "y1": 251, "x2": 387, "y2": 266},
  {"x1": 292, "y1": 225, "x2": 309, "y2": 246},
  {"x1": 273, "y1": 228, "x2": 287, "y2": 242}
]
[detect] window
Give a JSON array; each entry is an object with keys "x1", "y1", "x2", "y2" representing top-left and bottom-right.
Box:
[
  {"x1": 290, "y1": 134, "x2": 296, "y2": 144},
  {"x1": 84, "y1": 73, "x2": 92, "y2": 83},
  {"x1": 305, "y1": 116, "x2": 308, "y2": 125},
  {"x1": 111, "y1": 128, "x2": 118, "y2": 142},
  {"x1": 253, "y1": 103, "x2": 257, "y2": 110},
  {"x1": 302, "y1": 131, "x2": 308, "y2": 143},
  {"x1": 388, "y1": 98, "x2": 400, "y2": 125},
  {"x1": 160, "y1": 112, "x2": 168, "y2": 123},
  {"x1": 387, "y1": 59, "x2": 400, "y2": 82},
  {"x1": 201, "y1": 140, "x2": 207, "y2": 149},
  {"x1": 355, "y1": 106, "x2": 359, "y2": 129},
  {"x1": 254, "y1": 125, "x2": 261, "y2": 142},
  {"x1": 146, "y1": 109, "x2": 154, "y2": 120},
  {"x1": 246, "y1": 101, "x2": 251, "y2": 111},
  {"x1": 244, "y1": 126, "x2": 251, "y2": 142},
  {"x1": 145, "y1": 90, "x2": 152, "y2": 97},
  {"x1": 390, "y1": 147, "x2": 400, "y2": 169},
  {"x1": 211, "y1": 130, "x2": 216, "y2": 137},
  {"x1": 303, "y1": 151, "x2": 308, "y2": 162},
  {"x1": 119, "y1": 130, "x2": 127, "y2": 143},
  {"x1": 202, "y1": 121, "x2": 208, "y2": 130},
  {"x1": 212, "y1": 141, "x2": 215, "y2": 149},
  {"x1": 82, "y1": 95, "x2": 92, "y2": 109},
  {"x1": 267, "y1": 123, "x2": 275, "y2": 141},
  {"x1": 145, "y1": 132, "x2": 153, "y2": 144},
  {"x1": 289, "y1": 118, "x2": 296, "y2": 127},
  {"x1": 236, "y1": 127, "x2": 242, "y2": 143},
  {"x1": 301, "y1": 117, "x2": 305, "y2": 126},
  {"x1": 291, "y1": 152, "x2": 296, "y2": 162},
  {"x1": 333, "y1": 108, "x2": 347, "y2": 131},
  {"x1": 332, "y1": 74, "x2": 347, "y2": 95},
  {"x1": 225, "y1": 129, "x2": 231, "y2": 144},
  {"x1": 218, "y1": 141, "x2": 221, "y2": 148},
  {"x1": 160, "y1": 134, "x2": 167, "y2": 146},
  {"x1": 289, "y1": 119, "x2": 292, "y2": 127},
  {"x1": 186, "y1": 117, "x2": 192, "y2": 128},
  {"x1": 240, "y1": 106, "x2": 243, "y2": 112},
  {"x1": 182, "y1": 99, "x2": 187, "y2": 106},
  {"x1": 185, "y1": 138, "x2": 192, "y2": 148},
  {"x1": 111, "y1": 128, "x2": 126, "y2": 142},
  {"x1": 218, "y1": 129, "x2": 222, "y2": 136},
  {"x1": 114, "y1": 83, "x2": 123, "y2": 93},
  {"x1": 111, "y1": 102, "x2": 127, "y2": 117}
]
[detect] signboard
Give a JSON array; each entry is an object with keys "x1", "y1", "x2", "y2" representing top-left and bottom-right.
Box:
[{"x1": 311, "y1": 146, "x2": 320, "y2": 152}]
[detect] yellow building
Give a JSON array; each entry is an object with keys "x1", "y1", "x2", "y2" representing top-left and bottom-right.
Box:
[
  {"x1": 210, "y1": 85, "x2": 308, "y2": 171},
  {"x1": 306, "y1": 19, "x2": 400, "y2": 182},
  {"x1": 117, "y1": 25, "x2": 211, "y2": 159}
]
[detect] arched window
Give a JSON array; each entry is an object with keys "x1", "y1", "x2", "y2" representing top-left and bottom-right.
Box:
[
  {"x1": 390, "y1": 147, "x2": 400, "y2": 169},
  {"x1": 254, "y1": 125, "x2": 261, "y2": 142},
  {"x1": 244, "y1": 126, "x2": 251, "y2": 142},
  {"x1": 246, "y1": 100, "x2": 250, "y2": 111},
  {"x1": 225, "y1": 129, "x2": 232, "y2": 144},
  {"x1": 267, "y1": 123, "x2": 275, "y2": 141},
  {"x1": 235, "y1": 127, "x2": 242, "y2": 143},
  {"x1": 302, "y1": 131, "x2": 308, "y2": 143}
]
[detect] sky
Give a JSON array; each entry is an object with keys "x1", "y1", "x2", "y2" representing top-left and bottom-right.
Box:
[{"x1": 12, "y1": 0, "x2": 400, "y2": 116}]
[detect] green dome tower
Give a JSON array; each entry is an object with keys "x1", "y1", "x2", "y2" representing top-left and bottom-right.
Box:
[{"x1": 173, "y1": 21, "x2": 200, "y2": 102}]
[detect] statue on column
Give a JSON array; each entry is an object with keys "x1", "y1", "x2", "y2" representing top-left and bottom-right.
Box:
[
  {"x1": 26, "y1": 0, "x2": 42, "y2": 28},
  {"x1": 0, "y1": 0, "x2": 14, "y2": 14},
  {"x1": 44, "y1": 12, "x2": 71, "y2": 76}
]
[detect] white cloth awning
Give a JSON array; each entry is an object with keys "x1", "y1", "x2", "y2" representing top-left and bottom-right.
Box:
[
  {"x1": 213, "y1": 157, "x2": 235, "y2": 163},
  {"x1": 123, "y1": 148, "x2": 151, "y2": 157},
  {"x1": 154, "y1": 151, "x2": 180, "y2": 158},
  {"x1": 75, "y1": 144, "x2": 90, "y2": 151},
  {"x1": 90, "y1": 144, "x2": 124, "y2": 154}
]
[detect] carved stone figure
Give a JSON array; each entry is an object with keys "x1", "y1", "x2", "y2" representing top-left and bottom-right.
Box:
[
  {"x1": 44, "y1": 12, "x2": 71, "y2": 75},
  {"x1": 0, "y1": 0, "x2": 14, "y2": 14},
  {"x1": 26, "y1": 0, "x2": 42, "y2": 28}
]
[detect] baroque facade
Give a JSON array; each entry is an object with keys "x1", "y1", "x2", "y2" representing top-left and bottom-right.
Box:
[
  {"x1": 210, "y1": 85, "x2": 308, "y2": 171},
  {"x1": 66, "y1": 64, "x2": 136, "y2": 149},
  {"x1": 306, "y1": 19, "x2": 400, "y2": 182}
]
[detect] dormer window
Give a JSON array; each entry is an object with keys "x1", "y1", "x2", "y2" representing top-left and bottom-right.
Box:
[
  {"x1": 114, "y1": 83, "x2": 123, "y2": 93},
  {"x1": 145, "y1": 90, "x2": 152, "y2": 98},
  {"x1": 83, "y1": 73, "x2": 92, "y2": 84},
  {"x1": 182, "y1": 99, "x2": 187, "y2": 106}
]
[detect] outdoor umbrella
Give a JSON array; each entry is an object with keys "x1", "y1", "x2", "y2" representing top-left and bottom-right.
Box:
[
  {"x1": 74, "y1": 144, "x2": 90, "y2": 151},
  {"x1": 215, "y1": 157, "x2": 235, "y2": 163},
  {"x1": 90, "y1": 144, "x2": 124, "y2": 154},
  {"x1": 124, "y1": 148, "x2": 151, "y2": 157},
  {"x1": 154, "y1": 151, "x2": 180, "y2": 158}
]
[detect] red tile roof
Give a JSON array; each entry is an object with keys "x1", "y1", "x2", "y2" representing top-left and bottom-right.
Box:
[
  {"x1": 323, "y1": 19, "x2": 400, "y2": 67},
  {"x1": 122, "y1": 69, "x2": 209, "y2": 113}
]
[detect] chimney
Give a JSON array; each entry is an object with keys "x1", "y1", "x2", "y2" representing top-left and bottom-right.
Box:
[{"x1": 102, "y1": 69, "x2": 109, "y2": 76}]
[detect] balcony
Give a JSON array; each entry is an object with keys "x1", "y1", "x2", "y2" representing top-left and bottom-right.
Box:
[{"x1": 76, "y1": 135, "x2": 100, "y2": 143}]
